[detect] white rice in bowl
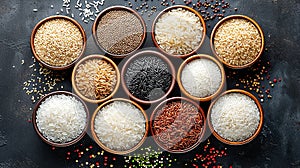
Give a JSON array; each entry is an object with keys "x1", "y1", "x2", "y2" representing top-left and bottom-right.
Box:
[
  {"x1": 181, "y1": 58, "x2": 222, "y2": 98},
  {"x1": 210, "y1": 92, "x2": 260, "y2": 142},
  {"x1": 36, "y1": 94, "x2": 87, "y2": 143},
  {"x1": 93, "y1": 100, "x2": 146, "y2": 151},
  {"x1": 154, "y1": 8, "x2": 203, "y2": 55}
]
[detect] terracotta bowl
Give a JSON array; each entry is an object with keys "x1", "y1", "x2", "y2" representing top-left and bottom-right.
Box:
[
  {"x1": 121, "y1": 50, "x2": 176, "y2": 104},
  {"x1": 92, "y1": 6, "x2": 146, "y2": 58},
  {"x1": 30, "y1": 15, "x2": 86, "y2": 70},
  {"x1": 90, "y1": 98, "x2": 149, "y2": 155},
  {"x1": 32, "y1": 91, "x2": 89, "y2": 147},
  {"x1": 150, "y1": 97, "x2": 206, "y2": 153},
  {"x1": 207, "y1": 89, "x2": 264, "y2": 145},
  {"x1": 152, "y1": 5, "x2": 206, "y2": 58},
  {"x1": 71, "y1": 55, "x2": 120, "y2": 104},
  {"x1": 177, "y1": 54, "x2": 226, "y2": 102},
  {"x1": 210, "y1": 15, "x2": 265, "y2": 69}
]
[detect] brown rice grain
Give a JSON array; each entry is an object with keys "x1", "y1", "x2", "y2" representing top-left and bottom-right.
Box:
[
  {"x1": 34, "y1": 18, "x2": 84, "y2": 67},
  {"x1": 75, "y1": 59, "x2": 116, "y2": 99},
  {"x1": 213, "y1": 18, "x2": 262, "y2": 66}
]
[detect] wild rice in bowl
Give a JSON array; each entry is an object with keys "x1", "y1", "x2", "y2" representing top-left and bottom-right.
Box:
[
  {"x1": 210, "y1": 92, "x2": 261, "y2": 142},
  {"x1": 33, "y1": 18, "x2": 84, "y2": 67},
  {"x1": 74, "y1": 57, "x2": 117, "y2": 100},
  {"x1": 154, "y1": 7, "x2": 204, "y2": 56},
  {"x1": 92, "y1": 99, "x2": 147, "y2": 153},
  {"x1": 35, "y1": 94, "x2": 87, "y2": 144},
  {"x1": 212, "y1": 17, "x2": 262, "y2": 66}
]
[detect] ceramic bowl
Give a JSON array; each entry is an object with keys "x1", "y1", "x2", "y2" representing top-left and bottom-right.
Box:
[
  {"x1": 207, "y1": 89, "x2": 264, "y2": 145},
  {"x1": 210, "y1": 15, "x2": 265, "y2": 69},
  {"x1": 121, "y1": 50, "x2": 176, "y2": 104},
  {"x1": 30, "y1": 15, "x2": 86, "y2": 70},
  {"x1": 177, "y1": 54, "x2": 226, "y2": 102},
  {"x1": 90, "y1": 98, "x2": 148, "y2": 155},
  {"x1": 152, "y1": 5, "x2": 206, "y2": 58},
  {"x1": 71, "y1": 55, "x2": 120, "y2": 104},
  {"x1": 92, "y1": 6, "x2": 146, "y2": 58},
  {"x1": 150, "y1": 97, "x2": 206, "y2": 153},
  {"x1": 32, "y1": 91, "x2": 89, "y2": 147}
]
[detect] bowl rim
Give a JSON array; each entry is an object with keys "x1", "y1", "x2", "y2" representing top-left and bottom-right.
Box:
[
  {"x1": 210, "y1": 14, "x2": 265, "y2": 69},
  {"x1": 120, "y1": 50, "x2": 176, "y2": 104},
  {"x1": 177, "y1": 54, "x2": 226, "y2": 102},
  {"x1": 32, "y1": 91, "x2": 89, "y2": 147},
  {"x1": 150, "y1": 97, "x2": 206, "y2": 153},
  {"x1": 92, "y1": 5, "x2": 147, "y2": 58},
  {"x1": 151, "y1": 5, "x2": 206, "y2": 58},
  {"x1": 207, "y1": 89, "x2": 264, "y2": 145},
  {"x1": 90, "y1": 98, "x2": 149, "y2": 155},
  {"x1": 30, "y1": 15, "x2": 87, "y2": 70},
  {"x1": 71, "y1": 54, "x2": 120, "y2": 104}
]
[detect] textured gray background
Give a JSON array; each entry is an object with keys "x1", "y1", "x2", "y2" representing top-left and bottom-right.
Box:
[{"x1": 0, "y1": 0, "x2": 299, "y2": 167}]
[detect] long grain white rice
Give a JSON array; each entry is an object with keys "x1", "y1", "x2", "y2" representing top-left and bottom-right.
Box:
[
  {"x1": 94, "y1": 101, "x2": 146, "y2": 151},
  {"x1": 36, "y1": 94, "x2": 87, "y2": 143},
  {"x1": 154, "y1": 8, "x2": 203, "y2": 55},
  {"x1": 210, "y1": 93, "x2": 260, "y2": 142}
]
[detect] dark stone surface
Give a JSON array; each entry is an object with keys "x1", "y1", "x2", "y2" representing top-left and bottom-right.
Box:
[{"x1": 0, "y1": 0, "x2": 299, "y2": 167}]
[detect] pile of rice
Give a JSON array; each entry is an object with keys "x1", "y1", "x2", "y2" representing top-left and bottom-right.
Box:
[
  {"x1": 36, "y1": 94, "x2": 87, "y2": 143},
  {"x1": 154, "y1": 8, "x2": 203, "y2": 55},
  {"x1": 210, "y1": 93, "x2": 260, "y2": 142},
  {"x1": 34, "y1": 18, "x2": 84, "y2": 66},
  {"x1": 213, "y1": 18, "x2": 262, "y2": 66},
  {"x1": 93, "y1": 100, "x2": 146, "y2": 151},
  {"x1": 181, "y1": 58, "x2": 222, "y2": 98}
]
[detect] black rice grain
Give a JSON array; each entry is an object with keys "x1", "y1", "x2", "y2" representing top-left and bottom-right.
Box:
[{"x1": 125, "y1": 56, "x2": 172, "y2": 101}]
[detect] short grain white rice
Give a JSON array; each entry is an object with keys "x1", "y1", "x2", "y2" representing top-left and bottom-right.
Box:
[{"x1": 181, "y1": 58, "x2": 222, "y2": 98}]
